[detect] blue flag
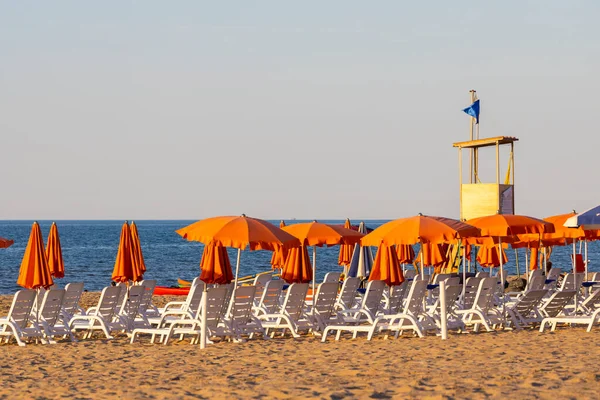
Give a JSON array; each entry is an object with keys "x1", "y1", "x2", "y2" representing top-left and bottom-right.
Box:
[{"x1": 462, "y1": 99, "x2": 480, "y2": 123}]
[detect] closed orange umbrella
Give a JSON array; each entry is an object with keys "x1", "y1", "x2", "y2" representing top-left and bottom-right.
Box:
[
  {"x1": 338, "y1": 218, "x2": 354, "y2": 269},
  {"x1": 112, "y1": 222, "x2": 142, "y2": 283},
  {"x1": 280, "y1": 245, "x2": 312, "y2": 284},
  {"x1": 396, "y1": 244, "x2": 415, "y2": 264},
  {"x1": 130, "y1": 221, "x2": 147, "y2": 278},
  {"x1": 415, "y1": 243, "x2": 449, "y2": 274},
  {"x1": 199, "y1": 243, "x2": 233, "y2": 284},
  {"x1": 0, "y1": 237, "x2": 14, "y2": 248},
  {"x1": 45, "y1": 222, "x2": 65, "y2": 279},
  {"x1": 476, "y1": 243, "x2": 508, "y2": 267},
  {"x1": 370, "y1": 244, "x2": 404, "y2": 286},
  {"x1": 270, "y1": 220, "x2": 288, "y2": 270},
  {"x1": 17, "y1": 222, "x2": 53, "y2": 290}
]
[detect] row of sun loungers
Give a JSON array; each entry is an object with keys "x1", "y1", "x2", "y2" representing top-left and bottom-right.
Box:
[{"x1": 1, "y1": 268, "x2": 599, "y2": 346}]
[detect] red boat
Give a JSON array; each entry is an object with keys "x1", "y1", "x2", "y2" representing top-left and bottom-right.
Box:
[{"x1": 154, "y1": 286, "x2": 190, "y2": 296}]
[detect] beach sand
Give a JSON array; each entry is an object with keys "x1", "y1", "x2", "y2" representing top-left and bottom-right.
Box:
[{"x1": 0, "y1": 292, "x2": 598, "y2": 399}]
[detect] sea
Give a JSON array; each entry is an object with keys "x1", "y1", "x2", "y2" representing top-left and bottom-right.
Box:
[{"x1": 0, "y1": 220, "x2": 598, "y2": 294}]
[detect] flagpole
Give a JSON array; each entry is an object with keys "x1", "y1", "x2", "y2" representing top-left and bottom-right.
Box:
[{"x1": 469, "y1": 90, "x2": 475, "y2": 183}]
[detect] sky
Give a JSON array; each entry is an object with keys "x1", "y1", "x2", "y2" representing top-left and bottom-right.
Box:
[{"x1": 0, "y1": 1, "x2": 598, "y2": 220}]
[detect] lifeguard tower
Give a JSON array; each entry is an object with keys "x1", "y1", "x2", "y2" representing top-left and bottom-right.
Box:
[{"x1": 453, "y1": 90, "x2": 518, "y2": 220}]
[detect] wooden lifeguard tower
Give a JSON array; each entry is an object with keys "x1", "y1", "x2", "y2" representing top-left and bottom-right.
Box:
[{"x1": 453, "y1": 91, "x2": 518, "y2": 220}]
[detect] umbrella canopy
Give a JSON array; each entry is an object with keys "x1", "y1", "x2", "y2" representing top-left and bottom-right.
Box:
[
  {"x1": 270, "y1": 220, "x2": 288, "y2": 270},
  {"x1": 466, "y1": 214, "x2": 555, "y2": 237},
  {"x1": 45, "y1": 222, "x2": 64, "y2": 279},
  {"x1": 348, "y1": 221, "x2": 374, "y2": 279},
  {"x1": 282, "y1": 221, "x2": 363, "y2": 247},
  {"x1": 338, "y1": 218, "x2": 354, "y2": 268},
  {"x1": 542, "y1": 212, "x2": 600, "y2": 241},
  {"x1": 112, "y1": 222, "x2": 143, "y2": 283},
  {"x1": 396, "y1": 244, "x2": 415, "y2": 264},
  {"x1": 280, "y1": 245, "x2": 312, "y2": 284},
  {"x1": 0, "y1": 237, "x2": 14, "y2": 248},
  {"x1": 476, "y1": 243, "x2": 508, "y2": 267},
  {"x1": 130, "y1": 221, "x2": 147, "y2": 277},
  {"x1": 199, "y1": 243, "x2": 234, "y2": 284},
  {"x1": 17, "y1": 222, "x2": 53, "y2": 290},
  {"x1": 177, "y1": 215, "x2": 300, "y2": 251},
  {"x1": 370, "y1": 244, "x2": 405, "y2": 286},
  {"x1": 361, "y1": 214, "x2": 480, "y2": 246},
  {"x1": 564, "y1": 205, "x2": 600, "y2": 229}
]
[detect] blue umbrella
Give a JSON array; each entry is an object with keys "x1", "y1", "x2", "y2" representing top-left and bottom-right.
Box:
[
  {"x1": 564, "y1": 206, "x2": 600, "y2": 229},
  {"x1": 347, "y1": 222, "x2": 373, "y2": 279}
]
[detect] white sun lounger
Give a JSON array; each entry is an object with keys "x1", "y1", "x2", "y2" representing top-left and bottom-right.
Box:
[
  {"x1": 69, "y1": 286, "x2": 122, "y2": 339},
  {"x1": 0, "y1": 290, "x2": 42, "y2": 346},
  {"x1": 258, "y1": 283, "x2": 309, "y2": 338}
]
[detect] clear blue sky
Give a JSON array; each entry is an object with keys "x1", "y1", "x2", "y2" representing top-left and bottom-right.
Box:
[{"x1": 1, "y1": 1, "x2": 598, "y2": 220}]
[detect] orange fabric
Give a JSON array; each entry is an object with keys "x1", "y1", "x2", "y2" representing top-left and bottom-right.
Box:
[
  {"x1": 370, "y1": 244, "x2": 405, "y2": 286},
  {"x1": 396, "y1": 244, "x2": 415, "y2": 264},
  {"x1": 130, "y1": 221, "x2": 147, "y2": 278},
  {"x1": 543, "y1": 212, "x2": 600, "y2": 241},
  {"x1": 512, "y1": 234, "x2": 565, "y2": 248},
  {"x1": 529, "y1": 247, "x2": 539, "y2": 270},
  {"x1": 466, "y1": 214, "x2": 554, "y2": 237},
  {"x1": 199, "y1": 243, "x2": 234, "y2": 284},
  {"x1": 280, "y1": 245, "x2": 312, "y2": 284},
  {"x1": 270, "y1": 221, "x2": 288, "y2": 270},
  {"x1": 476, "y1": 244, "x2": 508, "y2": 267},
  {"x1": 176, "y1": 215, "x2": 300, "y2": 251},
  {"x1": 416, "y1": 243, "x2": 448, "y2": 267},
  {"x1": 283, "y1": 221, "x2": 363, "y2": 247},
  {"x1": 17, "y1": 222, "x2": 53, "y2": 290},
  {"x1": 45, "y1": 222, "x2": 65, "y2": 279},
  {"x1": 572, "y1": 254, "x2": 585, "y2": 273},
  {"x1": 112, "y1": 222, "x2": 142, "y2": 283},
  {"x1": 0, "y1": 237, "x2": 14, "y2": 248},
  {"x1": 465, "y1": 243, "x2": 472, "y2": 262},
  {"x1": 361, "y1": 215, "x2": 480, "y2": 246},
  {"x1": 337, "y1": 219, "x2": 354, "y2": 267}
]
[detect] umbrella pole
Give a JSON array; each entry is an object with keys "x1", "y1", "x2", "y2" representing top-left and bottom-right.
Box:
[
  {"x1": 573, "y1": 239, "x2": 578, "y2": 312},
  {"x1": 462, "y1": 242, "x2": 467, "y2": 299},
  {"x1": 585, "y1": 239, "x2": 589, "y2": 281},
  {"x1": 499, "y1": 238, "x2": 506, "y2": 323},
  {"x1": 515, "y1": 249, "x2": 520, "y2": 279},
  {"x1": 420, "y1": 244, "x2": 425, "y2": 280},
  {"x1": 234, "y1": 248, "x2": 242, "y2": 288},
  {"x1": 525, "y1": 247, "x2": 529, "y2": 282},
  {"x1": 312, "y1": 246, "x2": 317, "y2": 314},
  {"x1": 200, "y1": 282, "x2": 208, "y2": 349}
]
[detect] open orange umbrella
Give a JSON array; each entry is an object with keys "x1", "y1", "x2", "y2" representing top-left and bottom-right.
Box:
[
  {"x1": 396, "y1": 244, "x2": 415, "y2": 264},
  {"x1": 0, "y1": 237, "x2": 14, "y2": 248},
  {"x1": 45, "y1": 222, "x2": 65, "y2": 279},
  {"x1": 283, "y1": 221, "x2": 363, "y2": 296},
  {"x1": 337, "y1": 218, "x2": 354, "y2": 270},
  {"x1": 270, "y1": 220, "x2": 288, "y2": 270},
  {"x1": 199, "y1": 243, "x2": 234, "y2": 284},
  {"x1": 370, "y1": 244, "x2": 404, "y2": 286},
  {"x1": 176, "y1": 214, "x2": 300, "y2": 349},
  {"x1": 17, "y1": 222, "x2": 53, "y2": 290},
  {"x1": 280, "y1": 245, "x2": 312, "y2": 284},
  {"x1": 130, "y1": 221, "x2": 147, "y2": 278},
  {"x1": 112, "y1": 221, "x2": 143, "y2": 283}
]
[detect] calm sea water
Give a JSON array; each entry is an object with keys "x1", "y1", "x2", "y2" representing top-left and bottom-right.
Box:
[{"x1": 0, "y1": 220, "x2": 597, "y2": 294}]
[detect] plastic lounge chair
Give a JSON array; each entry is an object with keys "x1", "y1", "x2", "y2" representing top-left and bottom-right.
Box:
[
  {"x1": 382, "y1": 281, "x2": 410, "y2": 315},
  {"x1": 460, "y1": 277, "x2": 482, "y2": 310},
  {"x1": 456, "y1": 277, "x2": 500, "y2": 332},
  {"x1": 114, "y1": 285, "x2": 145, "y2": 333},
  {"x1": 253, "y1": 274, "x2": 272, "y2": 306},
  {"x1": 334, "y1": 277, "x2": 360, "y2": 311},
  {"x1": 258, "y1": 283, "x2": 309, "y2": 338},
  {"x1": 69, "y1": 286, "x2": 122, "y2": 339},
  {"x1": 539, "y1": 289, "x2": 600, "y2": 332},
  {"x1": 428, "y1": 283, "x2": 465, "y2": 331},
  {"x1": 537, "y1": 290, "x2": 578, "y2": 332},
  {"x1": 305, "y1": 282, "x2": 340, "y2": 333},
  {"x1": 60, "y1": 282, "x2": 85, "y2": 322},
  {"x1": 252, "y1": 279, "x2": 284, "y2": 316},
  {"x1": 506, "y1": 289, "x2": 548, "y2": 330},
  {"x1": 219, "y1": 285, "x2": 265, "y2": 341},
  {"x1": 0, "y1": 290, "x2": 42, "y2": 346},
  {"x1": 37, "y1": 289, "x2": 76, "y2": 343},
  {"x1": 323, "y1": 272, "x2": 341, "y2": 283},
  {"x1": 147, "y1": 280, "x2": 204, "y2": 326},
  {"x1": 136, "y1": 279, "x2": 158, "y2": 319}
]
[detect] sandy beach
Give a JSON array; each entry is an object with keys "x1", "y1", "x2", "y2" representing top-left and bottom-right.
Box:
[{"x1": 0, "y1": 292, "x2": 597, "y2": 399}]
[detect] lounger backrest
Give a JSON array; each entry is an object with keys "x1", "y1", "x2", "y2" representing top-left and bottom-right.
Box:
[
  {"x1": 202, "y1": 287, "x2": 228, "y2": 332},
  {"x1": 415, "y1": 274, "x2": 430, "y2": 282},
  {"x1": 403, "y1": 270, "x2": 416, "y2": 280},
  {"x1": 513, "y1": 289, "x2": 547, "y2": 318},
  {"x1": 137, "y1": 279, "x2": 157, "y2": 313},
  {"x1": 336, "y1": 277, "x2": 360, "y2": 309},
  {"x1": 312, "y1": 282, "x2": 338, "y2": 317},
  {"x1": 281, "y1": 283, "x2": 309, "y2": 321},
  {"x1": 540, "y1": 290, "x2": 576, "y2": 318},
  {"x1": 403, "y1": 280, "x2": 428, "y2": 316},
  {"x1": 547, "y1": 268, "x2": 561, "y2": 281},
  {"x1": 387, "y1": 281, "x2": 409, "y2": 314},
  {"x1": 257, "y1": 279, "x2": 284, "y2": 314},
  {"x1": 7, "y1": 290, "x2": 36, "y2": 329},
  {"x1": 61, "y1": 282, "x2": 84, "y2": 318},
  {"x1": 228, "y1": 286, "x2": 257, "y2": 324},
  {"x1": 446, "y1": 277, "x2": 460, "y2": 286},
  {"x1": 441, "y1": 284, "x2": 463, "y2": 315},
  {"x1": 253, "y1": 274, "x2": 272, "y2": 303},
  {"x1": 186, "y1": 281, "x2": 206, "y2": 314},
  {"x1": 462, "y1": 277, "x2": 482, "y2": 309},
  {"x1": 559, "y1": 273, "x2": 583, "y2": 291},
  {"x1": 96, "y1": 286, "x2": 122, "y2": 319},
  {"x1": 527, "y1": 275, "x2": 546, "y2": 291},
  {"x1": 323, "y1": 272, "x2": 341, "y2": 283},
  {"x1": 120, "y1": 286, "x2": 145, "y2": 321},
  {"x1": 433, "y1": 274, "x2": 451, "y2": 284},
  {"x1": 115, "y1": 283, "x2": 127, "y2": 311},
  {"x1": 473, "y1": 278, "x2": 496, "y2": 312},
  {"x1": 581, "y1": 288, "x2": 600, "y2": 310},
  {"x1": 589, "y1": 272, "x2": 600, "y2": 281},
  {"x1": 38, "y1": 289, "x2": 65, "y2": 327},
  {"x1": 361, "y1": 280, "x2": 385, "y2": 313}
]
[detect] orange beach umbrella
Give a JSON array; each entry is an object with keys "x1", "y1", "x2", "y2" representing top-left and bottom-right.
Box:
[
  {"x1": 370, "y1": 244, "x2": 404, "y2": 286},
  {"x1": 45, "y1": 222, "x2": 65, "y2": 279},
  {"x1": 280, "y1": 245, "x2": 312, "y2": 284},
  {"x1": 337, "y1": 218, "x2": 354, "y2": 269},
  {"x1": 199, "y1": 243, "x2": 234, "y2": 284},
  {"x1": 130, "y1": 221, "x2": 147, "y2": 278},
  {"x1": 396, "y1": 244, "x2": 415, "y2": 264},
  {"x1": 112, "y1": 221, "x2": 143, "y2": 283},
  {"x1": 476, "y1": 243, "x2": 508, "y2": 268},
  {"x1": 0, "y1": 237, "x2": 14, "y2": 248},
  {"x1": 270, "y1": 220, "x2": 288, "y2": 270},
  {"x1": 17, "y1": 222, "x2": 53, "y2": 290}
]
